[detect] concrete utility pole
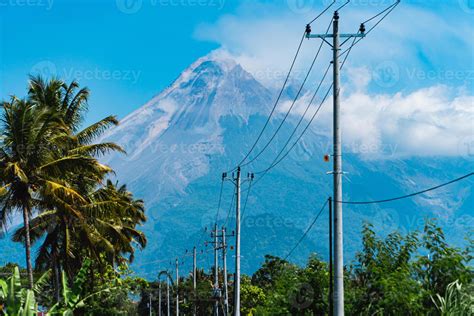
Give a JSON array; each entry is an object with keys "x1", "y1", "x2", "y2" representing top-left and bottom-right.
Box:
[
  {"x1": 213, "y1": 224, "x2": 220, "y2": 316},
  {"x1": 222, "y1": 227, "x2": 229, "y2": 316},
  {"x1": 149, "y1": 293, "x2": 153, "y2": 316},
  {"x1": 193, "y1": 247, "x2": 197, "y2": 316},
  {"x1": 329, "y1": 197, "x2": 333, "y2": 316},
  {"x1": 159, "y1": 270, "x2": 172, "y2": 316},
  {"x1": 305, "y1": 11, "x2": 365, "y2": 316},
  {"x1": 234, "y1": 167, "x2": 241, "y2": 316},
  {"x1": 167, "y1": 277, "x2": 170, "y2": 316},
  {"x1": 159, "y1": 283, "x2": 162, "y2": 316},
  {"x1": 175, "y1": 259, "x2": 179, "y2": 316}
]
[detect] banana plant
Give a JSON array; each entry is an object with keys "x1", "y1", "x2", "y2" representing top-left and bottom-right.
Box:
[
  {"x1": 48, "y1": 259, "x2": 111, "y2": 315},
  {"x1": 432, "y1": 280, "x2": 474, "y2": 315},
  {"x1": 0, "y1": 267, "x2": 37, "y2": 316}
]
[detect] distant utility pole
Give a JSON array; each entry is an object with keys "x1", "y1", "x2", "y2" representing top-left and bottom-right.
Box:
[
  {"x1": 221, "y1": 227, "x2": 231, "y2": 316},
  {"x1": 158, "y1": 271, "x2": 172, "y2": 316},
  {"x1": 175, "y1": 259, "x2": 179, "y2": 316},
  {"x1": 328, "y1": 197, "x2": 333, "y2": 316},
  {"x1": 234, "y1": 167, "x2": 241, "y2": 316},
  {"x1": 149, "y1": 293, "x2": 153, "y2": 316},
  {"x1": 212, "y1": 224, "x2": 220, "y2": 316},
  {"x1": 167, "y1": 276, "x2": 170, "y2": 316},
  {"x1": 222, "y1": 168, "x2": 253, "y2": 316},
  {"x1": 305, "y1": 11, "x2": 365, "y2": 316},
  {"x1": 193, "y1": 246, "x2": 197, "y2": 316},
  {"x1": 159, "y1": 282, "x2": 162, "y2": 316}
]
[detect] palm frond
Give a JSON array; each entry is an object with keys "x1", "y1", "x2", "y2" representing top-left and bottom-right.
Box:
[
  {"x1": 68, "y1": 142, "x2": 125, "y2": 157},
  {"x1": 76, "y1": 116, "x2": 119, "y2": 145}
]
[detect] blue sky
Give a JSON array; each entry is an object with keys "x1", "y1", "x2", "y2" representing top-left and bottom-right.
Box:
[{"x1": 0, "y1": 0, "x2": 473, "y2": 128}]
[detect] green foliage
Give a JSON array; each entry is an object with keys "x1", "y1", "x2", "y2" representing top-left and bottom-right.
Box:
[
  {"x1": 84, "y1": 260, "x2": 147, "y2": 315},
  {"x1": 414, "y1": 220, "x2": 473, "y2": 310},
  {"x1": 133, "y1": 220, "x2": 471, "y2": 316},
  {"x1": 0, "y1": 267, "x2": 37, "y2": 316},
  {"x1": 432, "y1": 280, "x2": 474, "y2": 315},
  {"x1": 48, "y1": 259, "x2": 112, "y2": 315},
  {"x1": 241, "y1": 276, "x2": 265, "y2": 315},
  {"x1": 347, "y1": 223, "x2": 425, "y2": 314}
]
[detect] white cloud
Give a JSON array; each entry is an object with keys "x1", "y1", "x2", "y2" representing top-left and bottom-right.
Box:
[{"x1": 284, "y1": 67, "x2": 474, "y2": 158}]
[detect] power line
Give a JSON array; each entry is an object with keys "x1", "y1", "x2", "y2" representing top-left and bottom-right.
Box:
[
  {"x1": 283, "y1": 199, "x2": 329, "y2": 261},
  {"x1": 223, "y1": 186, "x2": 236, "y2": 228},
  {"x1": 214, "y1": 176, "x2": 225, "y2": 224},
  {"x1": 240, "y1": 176, "x2": 254, "y2": 221},
  {"x1": 233, "y1": 32, "x2": 306, "y2": 170},
  {"x1": 255, "y1": 62, "x2": 332, "y2": 175},
  {"x1": 339, "y1": 0, "x2": 400, "y2": 57},
  {"x1": 338, "y1": 172, "x2": 474, "y2": 205},
  {"x1": 307, "y1": 0, "x2": 336, "y2": 25},
  {"x1": 363, "y1": 0, "x2": 400, "y2": 24},
  {"x1": 240, "y1": 18, "x2": 334, "y2": 169},
  {"x1": 247, "y1": 83, "x2": 332, "y2": 192},
  {"x1": 335, "y1": 0, "x2": 350, "y2": 12},
  {"x1": 280, "y1": 172, "x2": 473, "y2": 261},
  {"x1": 233, "y1": 0, "x2": 340, "y2": 170}
]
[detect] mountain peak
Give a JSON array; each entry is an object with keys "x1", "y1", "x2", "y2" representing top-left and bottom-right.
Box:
[
  {"x1": 101, "y1": 50, "x2": 273, "y2": 176},
  {"x1": 168, "y1": 50, "x2": 240, "y2": 92}
]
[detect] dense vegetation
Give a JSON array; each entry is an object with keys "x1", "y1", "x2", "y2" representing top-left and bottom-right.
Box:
[
  {"x1": 0, "y1": 77, "x2": 147, "y2": 314},
  {"x1": 138, "y1": 221, "x2": 472, "y2": 315},
  {"x1": 0, "y1": 77, "x2": 472, "y2": 315}
]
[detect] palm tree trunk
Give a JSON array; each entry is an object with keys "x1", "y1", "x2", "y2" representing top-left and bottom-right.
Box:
[
  {"x1": 22, "y1": 205, "x2": 34, "y2": 289},
  {"x1": 52, "y1": 249, "x2": 61, "y2": 302}
]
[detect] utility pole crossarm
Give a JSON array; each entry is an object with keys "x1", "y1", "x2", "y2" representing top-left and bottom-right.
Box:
[{"x1": 306, "y1": 33, "x2": 365, "y2": 39}]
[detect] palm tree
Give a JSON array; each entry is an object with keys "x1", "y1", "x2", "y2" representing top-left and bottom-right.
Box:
[
  {"x1": 0, "y1": 91, "x2": 116, "y2": 289},
  {"x1": 0, "y1": 98, "x2": 92, "y2": 288},
  {"x1": 10, "y1": 77, "x2": 146, "y2": 298}
]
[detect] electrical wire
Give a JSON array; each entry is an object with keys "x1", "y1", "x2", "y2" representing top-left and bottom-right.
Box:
[
  {"x1": 232, "y1": 0, "x2": 340, "y2": 171},
  {"x1": 335, "y1": 0, "x2": 350, "y2": 12},
  {"x1": 240, "y1": 177, "x2": 254, "y2": 222},
  {"x1": 245, "y1": 82, "x2": 332, "y2": 193},
  {"x1": 340, "y1": 36, "x2": 357, "y2": 69},
  {"x1": 240, "y1": 18, "x2": 334, "y2": 169},
  {"x1": 337, "y1": 172, "x2": 474, "y2": 205},
  {"x1": 363, "y1": 0, "x2": 400, "y2": 24},
  {"x1": 242, "y1": 47, "x2": 353, "y2": 192},
  {"x1": 231, "y1": 32, "x2": 307, "y2": 171},
  {"x1": 255, "y1": 62, "x2": 332, "y2": 175},
  {"x1": 282, "y1": 172, "x2": 473, "y2": 260},
  {"x1": 223, "y1": 186, "x2": 236, "y2": 228},
  {"x1": 284, "y1": 199, "x2": 329, "y2": 260},
  {"x1": 214, "y1": 177, "x2": 225, "y2": 225},
  {"x1": 307, "y1": 0, "x2": 336, "y2": 25},
  {"x1": 339, "y1": 0, "x2": 400, "y2": 57}
]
